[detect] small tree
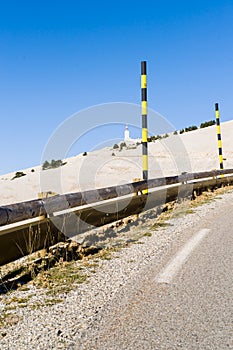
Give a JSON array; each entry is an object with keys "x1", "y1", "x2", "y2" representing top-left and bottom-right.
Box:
[
  {"x1": 200, "y1": 120, "x2": 216, "y2": 128},
  {"x1": 185, "y1": 125, "x2": 198, "y2": 132},
  {"x1": 42, "y1": 159, "x2": 67, "y2": 170},
  {"x1": 119, "y1": 142, "x2": 126, "y2": 151},
  {"x1": 11, "y1": 171, "x2": 26, "y2": 180},
  {"x1": 42, "y1": 160, "x2": 50, "y2": 170},
  {"x1": 113, "y1": 143, "x2": 119, "y2": 149}
]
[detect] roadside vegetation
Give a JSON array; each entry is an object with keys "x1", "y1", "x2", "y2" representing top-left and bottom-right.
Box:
[
  {"x1": 148, "y1": 119, "x2": 216, "y2": 141},
  {"x1": 42, "y1": 159, "x2": 67, "y2": 170},
  {"x1": 200, "y1": 120, "x2": 215, "y2": 128},
  {"x1": 11, "y1": 171, "x2": 26, "y2": 180}
]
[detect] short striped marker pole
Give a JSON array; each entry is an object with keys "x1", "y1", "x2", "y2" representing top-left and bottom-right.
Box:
[
  {"x1": 215, "y1": 103, "x2": 224, "y2": 175},
  {"x1": 141, "y1": 61, "x2": 148, "y2": 194}
]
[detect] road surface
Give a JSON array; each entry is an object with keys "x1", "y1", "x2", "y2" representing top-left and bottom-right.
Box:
[{"x1": 80, "y1": 193, "x2": 233, "y2": 349}]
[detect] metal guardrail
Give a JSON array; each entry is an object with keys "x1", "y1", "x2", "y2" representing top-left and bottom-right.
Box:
[
  {"x1": 0, "y1": 169, "x2": 233, "y2": 266},
  {"x1": 1, "y1": 168, "x2": 233, "y2": 227}
]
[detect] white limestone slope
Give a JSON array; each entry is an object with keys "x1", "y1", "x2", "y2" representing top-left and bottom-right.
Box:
[{"x1": 0, "y1": 120, "x2": 233, "y2": 205}]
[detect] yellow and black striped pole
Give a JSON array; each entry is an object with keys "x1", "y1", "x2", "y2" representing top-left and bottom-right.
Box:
[
  {"x1": 141, "y1": 61, "x2": 148, "y2": 194},
  {"x1": 215, "y1": 103, "x2": 224, "y2": 174}
]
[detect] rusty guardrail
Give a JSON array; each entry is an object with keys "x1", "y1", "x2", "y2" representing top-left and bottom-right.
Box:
[{"x1": 0, "y1": 169, "x2": 233, "y2": 266}]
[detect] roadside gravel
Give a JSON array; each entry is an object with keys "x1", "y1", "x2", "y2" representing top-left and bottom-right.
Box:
[{"x1": 0, "y1": 189, "x2": 232, "y2": 349}]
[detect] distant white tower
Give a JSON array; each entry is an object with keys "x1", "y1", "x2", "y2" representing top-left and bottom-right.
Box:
[{"x1": 124, "y1": 124, "x2": 130, "y2": 141}]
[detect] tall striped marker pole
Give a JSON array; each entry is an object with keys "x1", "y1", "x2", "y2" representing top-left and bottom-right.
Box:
[
  {"x1": 215, "y1": 103, "x2": 224, "y2": 174},
  {"x1": 141, "y1": 61, "x2": 148, "y2": 194}
]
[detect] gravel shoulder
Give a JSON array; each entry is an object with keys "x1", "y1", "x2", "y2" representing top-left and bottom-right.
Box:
[{"x1": 0, "y1": 188, "x2": 232, "y2": 349}]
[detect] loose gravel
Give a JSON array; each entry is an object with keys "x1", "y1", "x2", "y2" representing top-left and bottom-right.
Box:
[{"x1": 0, "y1": 189, "x2": 232, "y2": 350}]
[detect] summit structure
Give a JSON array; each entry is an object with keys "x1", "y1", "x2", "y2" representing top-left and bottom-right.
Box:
[
  {"x1": 124, "y1": 124, "x2": 141, "y2": 145},
  {"x1": 124, "y1": 125, "x2": 130, "y2": 141}
]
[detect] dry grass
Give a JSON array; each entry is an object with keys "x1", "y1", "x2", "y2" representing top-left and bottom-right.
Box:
[
  {"x1": 148, "y1": 186, "x2": 233, "y2": 231},
  {"x1": 1, "y1": 185, "x2": 232, "y2": 310},
  {"x1": 32, "y1": 260, "x2": 88, "y2": 295},
  {"x1": 190, "y1": 185, "x2": 233, "y2": 207}
]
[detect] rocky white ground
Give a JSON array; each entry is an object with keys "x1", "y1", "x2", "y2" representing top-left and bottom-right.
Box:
[{"x1": 0, "y1": 120, "x2": 233, "y2": 206}]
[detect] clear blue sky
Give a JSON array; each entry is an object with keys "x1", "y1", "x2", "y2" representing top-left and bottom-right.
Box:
[{"x1": 1, "y1": 0, "x2": 233, "y2": 174}]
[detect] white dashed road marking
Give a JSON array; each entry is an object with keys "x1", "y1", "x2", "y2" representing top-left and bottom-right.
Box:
[{"x1": 156, "y1": 228, "x2": 210, "y2": 284}]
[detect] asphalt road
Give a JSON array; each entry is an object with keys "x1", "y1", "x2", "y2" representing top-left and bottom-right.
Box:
[{"x1": 83, "y1": 196, "x2": 233, "y2": 349}]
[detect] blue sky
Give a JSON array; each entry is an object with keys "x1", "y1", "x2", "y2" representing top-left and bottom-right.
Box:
[{"x1": 0, "y1": 0, "x2": 233, "y2": 174}]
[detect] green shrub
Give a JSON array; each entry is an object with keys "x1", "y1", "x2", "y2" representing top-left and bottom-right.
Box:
[
  {"x1": 119, "y1": 142, "x2": 126, "y2": 151},
  {"x1": 42, "y1": 159, "x2": 67, "y2": 170},
  {"x1": 200, "y1": 120, "x2": 216, "y2": 128},
  {"x1": 12, "y1": 171, "x2": 26, "y2": 180},
  {"x1": 184, "y1": 125, "x2": 198, "y2": 132},
  {"x1": 113, "y1": 143, "x2": 119, "y2": 149},
  {"x1": 185, "y1": 125, "x2": 198, "y2": 132}
]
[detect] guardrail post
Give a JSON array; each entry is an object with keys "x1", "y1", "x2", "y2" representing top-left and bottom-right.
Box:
[
  {"x1": 141, "y1": 61, "x2": 148, "y2": 194},
  {"x1": 215, "y1": 103, "x2": 224, "y2": 176}
]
